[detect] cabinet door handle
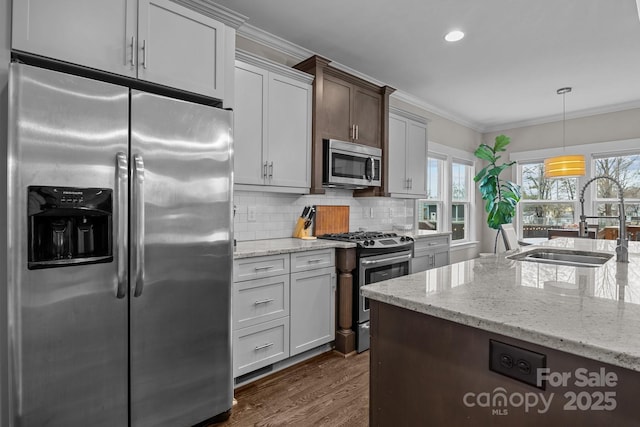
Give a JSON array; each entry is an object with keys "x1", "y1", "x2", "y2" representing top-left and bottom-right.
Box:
[
  {"x1": 263, "y1": 161, "x2": 268, "y2": 178},
  {"x1": 351, "y1": 124, "x2": 355, "y2": 140},
  {"x1": 409, "y1": 178, "x2": 413, "y2": 189},
  {"x1": 142, "y1": 39, "x2": 147, "y2": 69},
  {"x1": 355, "y1": 125, "x2": 359, "y2": 140},
  {"x1": 254, "y1": 265, "x2": 274, "y2": 271},
  {"x1": 254, "y1": 342, "x2": 274, "y2": 351},
  {"x1": 129, "y1": 36, "x2": 136, "y2": 67},
  {"x1": 254, "y1": 298, "x2": 274, "y2": 305},
  {"x1": 269, "y1": 161, "x2": 273, "y2": 179}
]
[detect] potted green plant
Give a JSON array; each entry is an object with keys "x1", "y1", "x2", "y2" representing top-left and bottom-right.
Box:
[{"x1": 474, "y1": 135, "x2": 521, "y2": 253}]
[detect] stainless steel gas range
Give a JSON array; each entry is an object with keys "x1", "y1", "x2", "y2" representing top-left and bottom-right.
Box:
[{"x1": 319, "y1": 232, "x2": 414, "y2": 352}]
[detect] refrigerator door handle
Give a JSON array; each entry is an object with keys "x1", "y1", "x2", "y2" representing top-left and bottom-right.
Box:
[
  {"x1": 116, "y1": 152, "x2": 129, "y2": 298},
  {"x1": 132, "y1": 153, "x2": 145, "y2": 297}
]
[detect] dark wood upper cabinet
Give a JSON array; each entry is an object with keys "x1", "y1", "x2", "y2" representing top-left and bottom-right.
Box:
[
  {"x1": 321, "y1": 75, "x2": 352, "y2": 142},
  {"x1": 352, "y1": 86, "x2": 382, "y2": 147},
  {"x1": 294, "y1": 55, "x2": 395, "y2": 195}
]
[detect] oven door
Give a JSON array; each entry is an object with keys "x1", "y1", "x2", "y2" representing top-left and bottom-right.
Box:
[{"x1": 357, "y1": 249, "x2": 412, "y2": 323}]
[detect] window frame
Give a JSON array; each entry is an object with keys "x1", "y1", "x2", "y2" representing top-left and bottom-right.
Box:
[
  {"x1": 591, "y1": 152, "x2": 640, "y2": 228},
  {"x1": 415, "y1": 142, "x2": 476, "y2": 246},
  {"x1": 450, "y1": 159, "x2": 473, "y2": 242},
  {"x1": 509, "y1": 138, "x2": 640, "y2": 239}
]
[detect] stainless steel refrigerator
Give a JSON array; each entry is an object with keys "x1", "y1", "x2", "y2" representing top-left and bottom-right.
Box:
[{"x1": 6, "y1": 63, "x2": 233, "y2": 426}]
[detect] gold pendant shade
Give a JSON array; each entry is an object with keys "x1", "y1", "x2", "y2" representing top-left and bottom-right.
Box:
[
  {"x1": 543, "y1": 87, "x2": 585, "y2": 179},
  {"x1": 543, "y1": 154, "x2": 586, "y2": 178}
]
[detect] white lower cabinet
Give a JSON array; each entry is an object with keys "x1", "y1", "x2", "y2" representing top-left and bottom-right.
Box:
[
  {"x1": 233, "y1": 249, "x2": 336, "y2": 379},
  {"x1": 233, "y1": 318, "x2": 290, "y2": 378},
  {"x1": 290, "y1": 266, "x2": 336, "y2": 356},
  {"x1": 411, "y1": 235, "x2": 451, "y2": 274}
]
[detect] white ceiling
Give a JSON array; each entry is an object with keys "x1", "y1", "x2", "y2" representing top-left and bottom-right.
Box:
[{"x1": 215, "y1": 0, "x2": 640, "y2": 132}]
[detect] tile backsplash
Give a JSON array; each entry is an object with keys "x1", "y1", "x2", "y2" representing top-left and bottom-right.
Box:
[{"x1": 234, "y1": 189, "x2": 415, "y2": 241}]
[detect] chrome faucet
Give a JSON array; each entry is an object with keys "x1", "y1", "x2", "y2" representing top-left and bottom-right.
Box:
[{"x1": 578, "y1": 175, "x2": 628, "y2": 263}]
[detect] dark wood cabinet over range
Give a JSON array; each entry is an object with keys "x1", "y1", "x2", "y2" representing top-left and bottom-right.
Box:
[{"x1": 294, "y1": 55, "x2": 395, "y2": 196}]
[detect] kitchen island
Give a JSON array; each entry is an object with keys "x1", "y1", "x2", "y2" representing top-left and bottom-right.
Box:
[{"x1": 361, "y1": 238, "x2": 640, "y2": 426}]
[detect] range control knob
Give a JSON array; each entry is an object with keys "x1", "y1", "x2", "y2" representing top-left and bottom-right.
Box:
[
  {"x1": 369, "y1": 240, "x2": 375, "y2": 246},
  {"x1": 363, "y1": 240, "x2": 369, "y2": 246},
  {"x1": 400, "y1": 236, "x2": 406, "y2": 241}
]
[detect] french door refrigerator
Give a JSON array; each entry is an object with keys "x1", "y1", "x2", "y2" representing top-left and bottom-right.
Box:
[{"x1": 6, "y1": 63, "x2": 233, "y2": 426}]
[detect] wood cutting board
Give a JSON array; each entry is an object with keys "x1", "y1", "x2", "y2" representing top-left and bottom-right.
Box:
[{"x1": 314, "y1": 205, "x2": 349, "y2": 236}]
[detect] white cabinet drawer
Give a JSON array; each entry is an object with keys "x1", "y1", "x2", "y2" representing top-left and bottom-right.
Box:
[
  {"x1": 290, "y1": 249, "x2": 335, "y2": 273},
  {"x1": 415, "y1": 236, "x2": 450, "y2": 249},
  {"x1": 414, "y1": 237, "x2": 450, "y2": 257},
  {"x1": 234, "y1": 275, "x2": 290, "y2": 330},
  {"x1": 233, "y1": 318, "x2": 290, "y2": 378},
  {"x1": 234, "y1": 254, "x2": 290, "y2": 282}
]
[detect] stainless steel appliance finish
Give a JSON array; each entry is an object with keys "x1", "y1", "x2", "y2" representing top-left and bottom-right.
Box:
[
  {"x1": 318, "y1": 232, "x2": 413, "y2": 352},
  {"x1": 323, "y1": 139, "x2": 381, "y2": 189},
  {"x1": 7, "y1": 63, "x2": 233, "y2": 426}
]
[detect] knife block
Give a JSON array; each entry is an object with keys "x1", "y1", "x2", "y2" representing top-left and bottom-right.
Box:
[{"x1": 293, "y1": 218, "x2": 315, "y2": 239}]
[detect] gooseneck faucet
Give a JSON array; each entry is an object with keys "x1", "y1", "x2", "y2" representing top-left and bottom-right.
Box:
[{"x1": 578, "y1": 175, "x2": 628, "y2": 263}]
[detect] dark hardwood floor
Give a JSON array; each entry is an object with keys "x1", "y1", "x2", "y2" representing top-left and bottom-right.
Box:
[{"x1": 211, "y1": 351, "x2": 369, "y2": 427}]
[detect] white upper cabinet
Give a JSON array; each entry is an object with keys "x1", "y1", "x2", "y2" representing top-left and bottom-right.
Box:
[
  {"x1": 12, "y1": 0, "x2": 245, "y2": 99},
  {"x1": 234, "y1": 51, "x2": 313, "y2": 193},
  {"x1": 12, "y1": 0, "x2": 138, "y2": 78},
  {"x1": 388, "y1": 108, "x2": 429, "y2": 198}
]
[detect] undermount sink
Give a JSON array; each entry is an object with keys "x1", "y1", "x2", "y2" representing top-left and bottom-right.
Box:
[{"x1": 507, "y1": 248, "x2": 613, "y2": 268}]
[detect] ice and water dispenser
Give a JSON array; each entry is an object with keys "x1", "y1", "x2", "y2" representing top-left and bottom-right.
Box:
[{"x1": 28, "y1": 186, "x2": 113, "y2": 269}]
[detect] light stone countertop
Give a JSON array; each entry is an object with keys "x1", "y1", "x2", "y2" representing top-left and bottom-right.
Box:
[
  {"x1": 403, "y1": 230, "x2": 452, "y2": 240},
  {"x1": 361, "y1": 238, "x2": 640, "y2": 372},
  {"x1": 234, "y1": 238, "x2": 356, "y2": 259}
]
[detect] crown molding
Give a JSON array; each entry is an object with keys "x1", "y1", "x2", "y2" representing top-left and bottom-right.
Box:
[
  {"x1": 389, "y1": 106, "x2": 431, "y2": 125},
  {"x1": 238, "y1": 24, "x2": 484, "y2": 132},
  {"x1": 481, "y1": 99, "x2": 640, "y2": 133},
  {"x1": 391, "y1": 91, "x2": 483, "y2": 132},
  {"x1": 236, "y1": 49, "x2": 314, "y2": 84},
  {"x1": 170, "y1": 0, "x2": 247, "y2": 28},
  {"x1": 238, "y1": 24, "x2": 313, "y2": 60},
  {"x1": 237, "y1": 22, "x2": 640, "y2": 136}
]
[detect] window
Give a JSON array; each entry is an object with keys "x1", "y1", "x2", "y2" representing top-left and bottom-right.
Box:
[
  {"x1": 592, "y1": 154, "x2": 640, "y2": 229},
  {"x1": 417, "y1": 157, "x2": 443, "y2": 232},
  {"x1": 416, "y1": 143, "x2": 475, "y2": 244},
  {"x1": 512, "y1": 138, "x2": 640, "y2": 242},
  {"x1": 519, "y1": 162, "x2": 578, "y2": 239},
  {"x1": 451, "y1": 161, "x2": 472, "y2": 241}
]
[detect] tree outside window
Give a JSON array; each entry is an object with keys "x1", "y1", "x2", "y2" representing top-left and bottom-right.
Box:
[
  {"x1": 593, "y1": 154, "x2": 640, "y2": 228},
  {"x1": 519, "y1": 162, "x2": 577, "y2": 238}
]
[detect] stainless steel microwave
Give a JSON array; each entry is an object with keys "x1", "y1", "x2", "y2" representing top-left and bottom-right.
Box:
[{"x1": 323, "y1": 139, "x2": 382, "y2": 189}]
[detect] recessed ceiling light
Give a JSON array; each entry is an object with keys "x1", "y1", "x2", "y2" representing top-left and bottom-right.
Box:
[{"x1": 444, "y1": 30, "x2": 465, "y2": 42}]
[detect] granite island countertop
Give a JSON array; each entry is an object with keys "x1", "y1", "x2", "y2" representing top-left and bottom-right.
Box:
[
  {"x1": 234, "y1": 238, "x2": 356, "y2": 259},
  {"x1": 361, "y1": 238, "x2": 640, "y2": 372}
]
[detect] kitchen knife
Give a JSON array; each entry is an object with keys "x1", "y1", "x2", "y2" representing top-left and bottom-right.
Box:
[
  {"x1": 303, "y1": 208, "x2": 315, "y2": 229},
  {"x1": 301, "y1": 206, "x2": 310, "y2": 218}
]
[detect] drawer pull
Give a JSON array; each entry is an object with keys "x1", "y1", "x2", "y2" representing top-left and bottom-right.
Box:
[
  {"x1": 307, "y1": 258, "x2": 324, "y2": 263},
  {"x1": 254, "y1": 342, "x2": 274, "y2": 351},
  {"x1": 254, "y1": 265, "x2": 274, "y2": 271},
  {"x1": 254, "y1": 298, "x2": 274, "y2": 305}
]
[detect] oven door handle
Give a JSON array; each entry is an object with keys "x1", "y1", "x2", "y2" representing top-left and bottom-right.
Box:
[{"x1": 360, "y1": 253, "x2": 412, "y2": 266}]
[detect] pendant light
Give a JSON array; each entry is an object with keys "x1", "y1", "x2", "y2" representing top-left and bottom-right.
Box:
[{"x1": 543, "y1": 87, "x2": 586, "y2": 178}]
